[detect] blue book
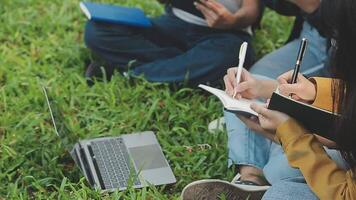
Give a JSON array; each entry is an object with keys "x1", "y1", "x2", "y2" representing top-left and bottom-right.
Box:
[{"x1": 80, "y1": 2, "x2": 152, "y2": 28}]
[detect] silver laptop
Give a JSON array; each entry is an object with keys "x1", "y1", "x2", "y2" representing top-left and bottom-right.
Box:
[{"x1": 42, "y1": 87, "x2": 176, "y2": 191}]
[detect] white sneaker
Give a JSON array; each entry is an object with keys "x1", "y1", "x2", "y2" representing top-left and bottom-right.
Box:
[
  {"x1": 231, "y1": 173, "x2": 270, "y2": 192},
  {"x1": 208, "y1": 117, "x2": 225, "y2": 133}
]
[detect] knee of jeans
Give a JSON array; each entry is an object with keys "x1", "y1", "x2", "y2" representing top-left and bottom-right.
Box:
[
  {"x1": 84, "y1": 21, "x2": 102, "y2": 49},
  {"x1": 224, "y1": 112, "x2": 246, "y2": 134},
  {"x1": 262, "y1": 181, "x2": 318, "y2": 200},
  {"x1": 263, "y1": 159, "x2": 303, "y2": 185},
  {"x1": 84, "y1": 21, "x2": 95, "y2": 48},
  {"x1": 249, "y1": 60, "x2": 281, "y2": 79}
]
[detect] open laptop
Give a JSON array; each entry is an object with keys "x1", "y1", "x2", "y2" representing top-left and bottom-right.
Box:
[{"x1": 42, "y1": 86, "x2": 176, "y2": 191}]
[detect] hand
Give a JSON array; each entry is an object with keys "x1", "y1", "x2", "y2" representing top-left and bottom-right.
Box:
[
  {"x1": 250, "y1": 103, "x2": 290, "y2": 131},
  {"x1": 238, "y1": 115, "x2": 278, "y2": 142},
  {"x1": 224, "y1": 67, "x2": 262, "y2": 99},
  {"x1": 277, "y1": 70, "x2": 317, "y2": 103},
  {"x1": 195, "y1": 0, "x2": 237, "y2": 29}
]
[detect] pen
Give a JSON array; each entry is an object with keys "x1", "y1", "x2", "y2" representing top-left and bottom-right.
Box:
[
  {"x1": 290, "y1": 38, "x2": 308, "y2": 84},
  {"x1": 233, "y1": 42, "x2": 248, "y2": 99}
]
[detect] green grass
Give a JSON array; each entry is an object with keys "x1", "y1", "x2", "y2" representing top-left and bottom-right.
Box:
[{"x1": 0, "y1": 0, "x2": 293, "y2": 199}]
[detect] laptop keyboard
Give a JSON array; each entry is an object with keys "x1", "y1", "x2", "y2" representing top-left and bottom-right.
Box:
[{"x1": 91, "y1": 138, "x2": 141, "y2": 189}]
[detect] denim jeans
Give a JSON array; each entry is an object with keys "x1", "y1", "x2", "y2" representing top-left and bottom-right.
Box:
[
  {"x1": 250, "y1": 22, "x2": 329, "y2": 78},
  {"x1": 262, "y1": 178, "x2": 319, "y2": 200},
  {"x1": 224, "y1": 21, "x2": 348, "y2": 185},
  {"x1": 84, "y1": 7, "x2": 253, "y2": 85}
]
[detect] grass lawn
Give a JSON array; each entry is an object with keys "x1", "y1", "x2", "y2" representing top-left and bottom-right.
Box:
[{"x1": 0, "y1": 0, "x2": 293, "y2": 199}]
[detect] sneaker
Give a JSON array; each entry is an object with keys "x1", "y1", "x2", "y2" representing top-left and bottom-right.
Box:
[
  {"x1": 85, "y1": 62, "x2": 115, "y2": 86},
  {"x1": 208, "y1": 117, "x2": 225, "y2": 133},
  {"x1": 181, "y1": 179, "x2": 266, "y2": 200},
  {"x1": 230, "y1": 173, "x2": 270, "y2": 192}
]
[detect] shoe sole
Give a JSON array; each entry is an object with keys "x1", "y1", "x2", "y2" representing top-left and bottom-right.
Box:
[{"x1": 181, "y1": 179, "x2": 265, "y2": 200}]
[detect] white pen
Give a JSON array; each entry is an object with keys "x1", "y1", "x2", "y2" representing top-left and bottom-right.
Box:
[{"x1": 232, "y1": 42, "x2": 248, "y2": 99}]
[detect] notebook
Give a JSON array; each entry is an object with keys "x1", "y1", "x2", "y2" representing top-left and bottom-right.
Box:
[
  {"x1": 268, "y1": 92, "x2": 337, "y2": 141},
  {"x1": 199, "y1": 84, "x2": 261, "y2": 116},
  {"x1": 171, "y1": 0, "x2": 204, "y2": 18},
  {"x1": 80, "y1": 2, "x2": 152, "y2": 28}
]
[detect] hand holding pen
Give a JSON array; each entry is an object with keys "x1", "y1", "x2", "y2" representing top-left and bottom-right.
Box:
[
  {"x1": 224, "y1": 42, "x2": 265, "y2": 100},
  {"x1": 276, "y1": 38, "x2": 317, "y2": 102},
  {"x1": 290, "y1": 38, "x2": 308, "y2": 84}
]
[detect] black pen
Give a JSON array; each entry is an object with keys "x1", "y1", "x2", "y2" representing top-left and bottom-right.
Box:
[{"x1": 290, "y1": 38, "x2": 308, "y2": 84}]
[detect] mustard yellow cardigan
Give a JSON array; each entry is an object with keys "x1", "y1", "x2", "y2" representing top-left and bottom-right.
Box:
[{"x1": 276, "y1": 77, "x2": 356, "y2": 200}]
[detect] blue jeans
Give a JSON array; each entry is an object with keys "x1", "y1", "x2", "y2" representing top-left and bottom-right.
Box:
[
  {"x1": 250, "y1": 22, "x2": 329, "y2": 78},
  {"x1": 262, "y1": 178, "x2": 318, "y2": 200},
  {"x1": 224, "y1": 22, "x2": 348, "y2": 185},
  {"x1": 84, "y1": 7, "x2": 253, "y2": 85},
  {"x1": 225, "y1": 111, "x2": 348, "y2": 184}
]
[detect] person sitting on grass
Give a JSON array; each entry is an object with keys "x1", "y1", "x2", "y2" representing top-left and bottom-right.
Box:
[
  {"x1": 83, "y1": 0, "x2": 261, "y2": 86},
  {"x1": 181, "y1": 0, "x2": 356, "y2": 199},
  {"x1": 204, "y1": 0, "x2": 329, "y2": 196}
]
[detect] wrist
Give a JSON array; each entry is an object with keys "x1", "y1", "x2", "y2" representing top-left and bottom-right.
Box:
[
  {"x1": 254, "y1": 79, "x2": 264, "y2": 97},
  {"x1": 258, "y1": 79, "x2": 279, "y2": 99}
]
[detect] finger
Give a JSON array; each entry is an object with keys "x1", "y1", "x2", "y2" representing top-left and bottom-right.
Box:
[
  {"x1": 238, "y1": 115, "x2": 248, "y2": 122},
  {"x1": 235, "y1": 81, "x2": 250, "y2": 93},
  {"x1": 278, "y1": 84, "x2": 302, "y2": 97},
  {"x1": 297, "y1": 72, "x2": 306, "y2": 82},
  {"x1": 203, "y1": 0, "x2": 223, "y2": 14},
  {"x1": 291, "y1": 94, "x2": 301, "y2": 101},
  {"x1": 224, "y1": 75, "x2": 234, "y2": 96},
  {"x1": 227, "y1": 68, "x2": 238, "y2": 87},
  {"x1": 195, "y1": 2, "x2": 217, "y2": 20},
  {"x1": 250, "y1": 103, "x2": 274, "y2": 118},
  {"x1": 277, "y1": 70, "x2": 294, "y2": 84},
  {"x1": 238, "y1": 115, "x2": 260, "y2": 128},
  {"x1": 236, "y1": 93, "x2": 242, "y2": 100},
  {"x1": 250, "y1": 115, "x2": 258, "y2": 122},
  {"x1": 240, "y1": 68, "x2": 250, "y2": 82}
]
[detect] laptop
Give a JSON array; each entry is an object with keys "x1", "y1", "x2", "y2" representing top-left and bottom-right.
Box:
[{"x1": 42, "y1": 87, "x2": 176, "y2": 191}]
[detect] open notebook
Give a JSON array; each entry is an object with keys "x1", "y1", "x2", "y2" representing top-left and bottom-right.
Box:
[{"x1": 199, "y1": 84, "x2": 261, "y2": 116}]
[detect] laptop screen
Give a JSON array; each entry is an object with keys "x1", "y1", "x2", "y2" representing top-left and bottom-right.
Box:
[{"x1": 42, "y1": 87, "x2": 77, "y2": 151}]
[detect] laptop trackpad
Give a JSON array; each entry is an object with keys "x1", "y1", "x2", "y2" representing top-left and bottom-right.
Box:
[{"x1": 129, "y1": 145, "x2": 168, "y2": 170}]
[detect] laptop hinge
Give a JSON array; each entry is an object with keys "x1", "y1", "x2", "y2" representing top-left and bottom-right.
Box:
[{"x1": 77, "y1": 143, "x2": 96, "y2": 187}]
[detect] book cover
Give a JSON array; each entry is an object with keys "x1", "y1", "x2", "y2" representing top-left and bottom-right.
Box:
[
  {"x1": 80, "y1": 2, "x2": 152, "y2": 28},
  {"x1": 268, "y1": 92, "x2": 337, "y2": 141}
]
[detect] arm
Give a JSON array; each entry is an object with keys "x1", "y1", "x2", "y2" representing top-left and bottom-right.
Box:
[
  {"x1": 309, "y1": 77, "x2": 334, "y2": 111},
  {"x1": 276, "y1": 119, "x2": 356, "y2": 200},
  {"x1": 232, "y1": 0, "x2": 261, "y2": 28}
]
